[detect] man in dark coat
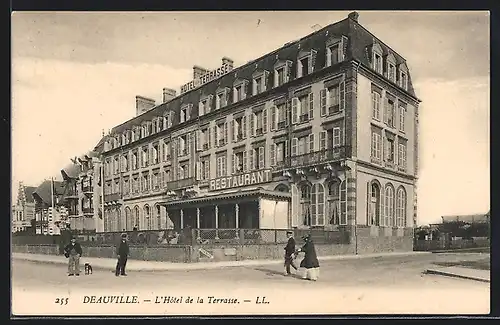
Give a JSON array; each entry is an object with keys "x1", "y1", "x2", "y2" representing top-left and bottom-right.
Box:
[
  {"x1": 115, "y1": 233, "x2": 129, "y2": 276},
  {"x1": 297, "y1": 234, "x2": 320, "y2": 281},
  {"x1": 283, "y1": 231, "x2": 298, "y2": 275},
  {"x1": 64, "y1": 237, "x2": 83, "y2": 276}
]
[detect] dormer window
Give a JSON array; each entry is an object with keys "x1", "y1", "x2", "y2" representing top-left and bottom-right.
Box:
[
  {"x1": 215, "y1": 88, "x2": 229, "y2": 110},
  {"x1": 385, "y1": 53, "x2": 397, "y2": 84},
  {"x1": 273, "y1": 60, "x2": 292, "y2": 88},
  {"x1": 152, "y1": 119, "x2": 157, "y2": 134},
  {"x1": 158, "y1": 116, "x2": 163, "y2": 130},
  {"x1": 326, "y1": 36, "x2": 347, "y2": 67},
  {"x1": 371, "y1": 42, "x2": 384, "y2": 74},
  {"x1": 233, "y1": 80, "x2": 248, "y2": 103},
  {"x1": 399, "y1": 70, "x2": 408, "y2": 91},
  {"x1": 252, "y1": 70, "x2": 269, "y2": 95},
  {"x1": 163, "y1": 111, "x2": 173, "y2": 130},
  {"x1": 374, "y1": 54, "x2": 382, "y2": 74},
  {"x1": 180, "y1": 104, "x2": 192, "y2": 123},
  {"x1": 199, "y1": 95, "x2": 213, "y2": 116},
  {"x1": 297, "y1": 49, "x2": 317, "y2": 78}
]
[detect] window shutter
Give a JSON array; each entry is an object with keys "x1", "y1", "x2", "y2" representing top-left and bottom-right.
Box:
[
  {"x1": 270, "y1": 105, "x2": 277, "y2": 131},
  {"x1": 291, "y1": 138, "x2": 298, "y2": 156},
  {"x1": 380, "y1": 188, "x2": 385, "y2": 227},
  {"x1": 196, "y1": 130, "x2": 201, "y2": 151},
  {"x1": 320, "y1": 131, "x2": 327, "y2": 150},
  {"x1": 333, "y1": 128, "x2": 341, "y2": 147},
  {"x1": 186, "y1": 133, "x2": 191, "y2": 155},
  {"x1": 308, "y1": 92, "x2": 314, "y2": 119},
  {"x1": 285, "y1": 140, "x2": 289, "y2": 157},
  {"x1": 196, "y1": 161, "x2": 201, "y2": 181},
  {"x1": 341, "y1": 36, "x2": 348, "y2": 61},
  {"x1": 367, "y1": 182, "x2": 372, "y2": 225},
  {"x1": 286, "y1": 63, "x2": 292, "y2": 83},
  {"x1": 384, "y1": 97, "x2": 389, "y2": 124},
  {"x1": 207, "y1": 129, "x2": 211, "y2": 149},
  {"x1": 263, "y1": 108, "x2": 268, "y2": 133},
  {"x1": 213, "y1": 125, "x2": 218, "y2": 147},
  {"x1": 230, "y1": 119, "x2": 235, "y2": 143},
  {"x1": 308, "y1": 133, "x2": 315, "y2": 153},
  {"x1": 169, "y1": 111, "x2": 174, "y2": 127},
  {"x1": 242, "y1": 151, "x2": 248, "y2": 172},
  {"x1": 150, "y1": 146, "x2": 154, "y2": 164},
  {"x1": 310, "y1": 51, "x2": 316, "y2": 74},
  {"x1": 270, "y1": 143, "x2": 276, "y2": 166},
  {"x1": 258, "y1": 147, "x2": 265, "y2": 169},
  {"x1": 320, "y1": 88, "x2": 327, "y2": 116},
  {"x1": 249, "y1": 149, "x2": 254, "y2": 170},
  {"x1": 232, "y1": 153, "x2": 237, "y2": 174},
  {"x1": 223, "y1": 90, "x2": 228, "y2": 107},
  {"x1": 242, "y1": 82, "x2": 248, "y2": 100},
  {"x1": 198, "y1": 101, "x2": 204, "y2": 116},
  {"x1": 340, "y1": 81, "x2": 345, "y2": 111},
  {"x1": 252, "y1": 79, "x2": 257, "y2": 96},
  {"x1": 250, "y1": 113, "x2": 255, "y2": 137},
  {"x1": 242, "y1": 115, "x2": 247, "y2": 139},
  {"x1": 224, "y1": 122, "x2": 228, "y2": 144},
  {"x1": 292, "y1": 97, "x2": 299, "y2": 124}
]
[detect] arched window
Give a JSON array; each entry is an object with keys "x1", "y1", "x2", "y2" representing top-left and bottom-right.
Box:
[
  {"x1": 310, "y1": 183, "x2": 325, "y2": 226},
  {"x1": 384, "y1": 184, "x2": 395, "y2": 227},
  {"x1": 327, "y1": 179, "x2": 340, "y2": 225},
  {"x1": 368, "y1": 181, "x2": 381, "y2": 226},
  {"x1": 116, "y1": 209, "x2": 121, "y2": 232},
  {"x1": 396, "y1": 187, "x2": 407, "y2": 227},
  {"x1": 144, "y1": 205, "x2": 151, "y2": 230},
  {"x1": 134, "y1": 206, "x2": 140, "y2": 230},
  {"x1": 300, "y1": 183, "x2": 312, "y2": 226},
  {"x1": 125, "y1": 207, "x2": 132, "y2": 231},
  {"x1": 339, "y1": 180, "x2": 347, "y2": 225},
  {"x1": 155, "y1": 205, "x2": 162, "y2": 230}
]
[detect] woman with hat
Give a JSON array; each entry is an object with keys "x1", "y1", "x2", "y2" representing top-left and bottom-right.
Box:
[{"x1": 296, "y1": 234, "x2": 320, "y2": 281}]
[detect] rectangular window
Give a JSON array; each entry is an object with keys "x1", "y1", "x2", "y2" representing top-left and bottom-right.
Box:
[
  {"x1": 371, "y1": 132, "x2": 382, "y2": 161},
  {"x1": 387, "y1": 99, "x2": 395, "y2": 128},
  {"x1": 374, "y1": 54, "x2": 382, "y2": 74},
  {"x1": 142, "y1": 173, "x2": 149, "y2": 192},
  {"x1": 400, "y1": 72, "x2": 408, "y2": 90},
  {"x1": 328, "y1": 43, "x2": 340, "y2": 67},
  {"x1": 258, "y1": 146, "x2": 265, "y2": 169},
  {"x1": 399, "y1": 106, "x2": 406, "y2": 132},
  {"x1": 388, "y1": 63, "x2": 396, "y2": 82},
  {"x1": 372, "y1": 91, "x2": 381, "y2": 120},
  {"x1": 277, "y1": 103, "x2": 287, "y2": 129},
  {"x1": 234, "y1": 84, "x2": 245, "y2": 102},
  {"x1": 178, "y1": 135, "x2": 189, "y2": 157},
  {"x1": 298, "y1": 57, "x2": 309, "y2": 78},
  {"x1": 233, "y1": 152, "x2": 244, "y2": 174},
  {"x1": 216, "y1": 156, "x2": 227, "y2": 177},
  {"x1": 199, "y1": 98, "x2": 210, "y2": 116},
  {"x1": 255, "y1": 111, "x2": 263, "y2": 136},
  {"x1": 386, "y1": 138, "x2": 395, "y2": 162},
  {"x1": 201, "y1": 160, "x2": 210, "y2": 180},
  {"x1": 398, "y1": 143, "x2": 407, "y2": 168},
  {"x1": 216, "y1": 122, "x2": 227, "y2": 147},
  {"x1": 152, "y1": 144, "x2": 159, "y2": 165},
  {"x1": 253, "y1": 76, "x2": 264, "y2": 95},
  {"x1": 163, "y1": 141, "x2": 171, "y2": 161},
  {"x1": 216, "y1": 91, "x2": 227, "y2": 109},
  {"x1": 276, "y1": 67, "x2": 285, "y2": 87}
]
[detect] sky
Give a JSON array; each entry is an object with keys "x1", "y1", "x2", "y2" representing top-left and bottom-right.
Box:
[{"x1": 11, "y1": 11, "x2": 490, "y2": 225}]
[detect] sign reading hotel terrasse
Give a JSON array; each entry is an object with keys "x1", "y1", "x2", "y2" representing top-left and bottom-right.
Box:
[
  {"x1": 209, "y1": 169, "x2": 272, "y2": 192},
  {"x1": 180, "y1": 63, "x2": 233, "y2": 94}
]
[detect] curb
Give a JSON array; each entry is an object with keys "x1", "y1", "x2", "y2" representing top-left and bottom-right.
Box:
[
  {"x1": 13, "y1": 251, "x2": 430, "y2": 272},
  {"x1": 431, "y1": 248, "x2": 490, "y2": 254},
  {"x1": 424, "y1": 269, "x2": 490, "y2": 283}
]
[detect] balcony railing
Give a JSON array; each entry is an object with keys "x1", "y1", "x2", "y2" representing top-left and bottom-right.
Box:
[
  {"x1": 104, "y1": 193, "x2": 121, "y2": 202},
  {"x1": 236, "y1": 133, "x2": 244, "y2": 142},
  {"x1": 82, "y1": 186, "x2": 93, "y2": 193},
  {"x1": 275, "y1": 146, "x2": 349, "y2": 170},
  {"x1": 299, "y1": 114, "x2": 309, "y2": 123},
  {"x1": 82, "y1": 207, "x2": 94, "y2": 215},
  {"x1": 218, "y1": 139, "x2": 226, "y2": 147},
  {"x1": 203, "y1": 143, "x2": 209, "y2": 150},
  {"x1": 277, "y1": 121, "x2": 287, "y2": 130},
  {"x1": 256, "y1": 128, "x2": 263, "y2": 136},
  {"x1": 167, "y1": 177, "x2": 196, "y2": 190}
]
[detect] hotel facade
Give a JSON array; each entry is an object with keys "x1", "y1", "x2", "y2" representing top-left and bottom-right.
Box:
[{"x1": 99, "y1": 12, "x2": 419, "y2": 246}]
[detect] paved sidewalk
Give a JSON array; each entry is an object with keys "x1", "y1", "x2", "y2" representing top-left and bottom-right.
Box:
[
  {"x1": 425, "y1": 266, "x2": 490, "y2": 283},
  {"x1": 12, "y1": 251, "x2": 429, "y2": 272}
]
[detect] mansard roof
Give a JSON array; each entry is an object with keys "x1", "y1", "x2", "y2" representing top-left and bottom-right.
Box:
[{"x1": 109, "y1": 15, "x2": 417, "y2": 136}]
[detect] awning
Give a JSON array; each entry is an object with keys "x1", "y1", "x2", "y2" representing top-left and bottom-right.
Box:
[{"x1": 160, "y1": 187, "x2": 290, "y2": 208}]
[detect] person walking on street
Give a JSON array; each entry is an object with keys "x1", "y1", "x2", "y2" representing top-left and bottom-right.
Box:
[
  {"x1": 296, "y1": 234, "x2": 320, "y2": 281},
  {"x1": 284, "y1": 230, "x2": 298, "y2": 275},
  {"x1": 64, "y1": 236, "x2": 82, "y2": 276},
  {"x1": 115, "y1": 233, "x2": 129, "y2": 276}
]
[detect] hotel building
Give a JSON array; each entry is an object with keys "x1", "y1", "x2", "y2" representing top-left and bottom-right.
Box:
[{"x1": 99, "y1": 12, "x2": 419, "y2": 247}]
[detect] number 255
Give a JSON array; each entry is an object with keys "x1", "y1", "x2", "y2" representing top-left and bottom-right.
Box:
[{"x1": 55, "y1": 298, "x2": 69, "y2": 305}]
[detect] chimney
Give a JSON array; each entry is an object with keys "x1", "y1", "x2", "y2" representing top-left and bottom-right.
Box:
[
  {"x1": 222, "y1": 57, "x2": 234, "y2": 70},
  {"x1": 162, "y1": 88, "x2": 177, "y2": 103},
  {"x1": 135, "y1": 95, "x2": 156, "y2": 116},
  {"x1": 193, "y1": 65, "x2": 209, "y2": 79},
  {"x1": 348, "y1": 11, "x2": 359, "y2": 22}
]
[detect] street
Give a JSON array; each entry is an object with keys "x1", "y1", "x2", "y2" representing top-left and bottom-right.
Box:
[{"x1": 12, "y1": 253, "x2": 490, "y2": 315}]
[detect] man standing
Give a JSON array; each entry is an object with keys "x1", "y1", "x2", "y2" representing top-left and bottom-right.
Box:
[
  {"x1": 115, "y1": 233, "x2": 129, "y2": 276},
  {"x1": 283, "y1": 230, "x2": 298, "y2": 275},
  {"x1": 64, "y1": 236, "x2": 82, "y2": 276}
]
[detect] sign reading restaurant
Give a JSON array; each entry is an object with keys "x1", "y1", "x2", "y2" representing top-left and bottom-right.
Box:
[
  {"x1": 209, "y1": 169, "x2": 272, "y2": 192},
  {"x1": 180, "y1": 63, "x2": 233, "y2": 94}
]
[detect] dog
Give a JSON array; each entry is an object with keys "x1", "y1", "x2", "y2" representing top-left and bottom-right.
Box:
[{"x1": 84, "y1": 263, "x2": 93, "y2": 275}]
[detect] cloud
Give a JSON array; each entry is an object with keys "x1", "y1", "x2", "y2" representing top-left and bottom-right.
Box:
[{"x1": 11, "y1": 57, "x2": 190, "y2": 197}]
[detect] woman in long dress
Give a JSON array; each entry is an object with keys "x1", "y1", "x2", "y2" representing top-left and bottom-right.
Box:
[{"x1": 297, "y1": 234, "x2": 320, "y2": 281}]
